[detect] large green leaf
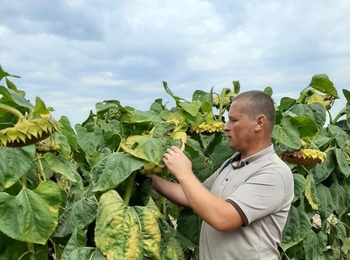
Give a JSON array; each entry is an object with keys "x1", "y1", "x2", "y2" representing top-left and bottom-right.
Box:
[
  {"x1": 58, "y1": 116, "x2": 79, "y2": 152},
  {"x1": 0, "y1": 86, "x2": 33, "y2": 110},
  {"x1": 303, "y1": 230, "x2": 327, "y2": 260},
  {"x1": 293, "y1": 174, "x2": 306, "y2": 203},
  {"x1": 289, "y1": 116, "x2": 318, "y2": 137},
  {"x1": 61, "y1": 228, "x2": 105, "y2": 260},
  {"x1": 280, "y1": 205, "x2": 311, "y2": 251},
  {"x1": 75, "y1": 125, "x2": 103, "y2": 154},
  {"x1": 120, "y1": 135, "x2": 166, "y2": 166},
  {"x1": 53, "y1": 196, "x2": 97, "y2": 238},
  {"x1": 0, "y1": 181, "x2": 61, "y2": 244},
  {"x1": 304, "y1": 175, "x2": 318, "y2": 210},
  {"x1": 316, "y1": 184, "x2": 334, "y2": 219},
  {"x1": 334, "y1": 148, "x2": 350, "y2": 177},
  {"x1": 0, "y1": 232, "x2": 49, "y2": 260},
  {"x1": 289, "y1": 103, "x2": 326, "y2": 131},
  {"x1": 310, "y1": 150, "x2": 336, "y2": 184},
  {"x1": 129, "y1": 110, "x2": 162, "y2": 125},
  {"x1": 179, "y1": 100, "x2": 202, "y2": 117},
  {"x1": 91, "y1": 152, "x2": 144, "y2": 192},
  {"x1": 45, "y1": 153, "x2": 79, "y2": 182},
  {"x1": 95, "y1": 191, "x2": 145, "y2": 259},
  {"x1": 272, "y1": 119, "x2": 300, "y2": 150},
  {"x1": 134, "y1": 201, "x2": 162, "y2": 259},
  {"x1": 0, "y1": 145, "x2": 35, "y2": 191},
  {"x1": 330, "y1": 179, "x2": 347, "y2": 217},
  {"x1": 308, "y1": 74, "x2": 339, "y2": 98},
  {"x1": 328, "y1": 125, "x2": 349, "y2": 150},
  {"x1": 177, "y1": 208, "x2": 201, "y2": 245}
]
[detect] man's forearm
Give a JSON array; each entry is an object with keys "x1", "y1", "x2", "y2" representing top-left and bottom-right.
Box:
[{"x1": 151, "y1": 175, "x2": 190, "y2": 208}]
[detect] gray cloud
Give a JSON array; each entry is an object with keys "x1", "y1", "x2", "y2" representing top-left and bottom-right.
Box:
[{"x1": 0, "y1": 0, "x2": 349, "y2": 126}]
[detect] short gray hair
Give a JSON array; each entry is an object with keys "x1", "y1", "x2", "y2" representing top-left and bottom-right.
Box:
[{"x1": 234, "y1": 90, "x2": 275, "y2": 132}]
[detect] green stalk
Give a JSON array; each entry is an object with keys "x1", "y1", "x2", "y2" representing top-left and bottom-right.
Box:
[
  {"x1": 218, "y1": 89, "x2": 227, "y2": 120},
  {"x1": 331, "y1": 107, "x2": 346, "y2": 125},
  {"x1": 27, "y1": 242, "x2": 36, "y2": 260},
  {"x1": 37, "y1": 156, "x2": 47, "y2": 181},
  {"x1": 123, "y1": 172, "x2": 136, "y2": 205},
  {"x1": 0, "y1": 103, "x2": 24, "y2": 119}
]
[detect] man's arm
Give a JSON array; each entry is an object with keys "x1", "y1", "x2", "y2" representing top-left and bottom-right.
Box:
[
  {"x1": 151, "y1": 175, "x2": 190, "y2": 208},
  {"x1": 162, "y1": 146, "x2": 244, "y2": 232}
]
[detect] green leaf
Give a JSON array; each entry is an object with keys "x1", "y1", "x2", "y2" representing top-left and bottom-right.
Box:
[
  {"x1": 280, "y1": 205, "x2": 311, "y2": 251},
  {"x1": 343, "y1": 89, "x2": 350, "y2": 102},
  {"x1": 0, "y1": 86, "x2": 33, "y2": 110},
  {"x1": 0, "y1": 232, "x2": 49, "y2": 260},
  {"x1": 91, "y1": 152, "x2": 144, "y2": 192},
  {"x1": 272, "y1": 120, "x2": 300, "y2": 150},
  {"x1": 0, "y1": 145, "x2": 35, "y2": 191},
  {"x1": 289, "y1": 116, "x2": 318, "y2": 137},
  {"x1": 308, "y1": 102, "x2": 327, "y2": 130},
  {"x1": 303, "y1": 230, "x2": 327, "y2": 260},
  {"x1": 177, "y1": 208, "x2": 201, "y2": 245},
  {"x1": 178, "y1": 100, "x2": 202, "y2": 117},
  {"x1": 316, "y1": 184, "x2": 334, "y2": 219},
  {"x1": 120, "y1": 135, "x2": 166, "y2": 166},
  {"x1": 308, "y1": 74, "x2": 339, "y2": 98},
  {"x1": 0, "y1": 66, "x2": 20, "y2": 81},
  {"x1": 279, "y1": 97, "x2": 296, "y2": 112},
  {"x1": 289, "y1": 103, "x2": 326, "y2": 131},
  {"x1": 328, "y1": 125, "x2": 349, "y2": 150},
  {"x1": 163, "y1": 81, "x2": 183, "y2": 104},
  {"x1": 5, "y1": 78, "x2": 25, "y2": 96},
  {"x1": 330, "y1": 179, "x2": 346, "y2": 217},
  {"x1": 134, "y1": 202, "x2": 162, "y2": 259},
  {"x1": 310, "y1": 150, "x2": 336, "y2": 184},
  {"x1": 53, "y1": 196, "x2": 97, "y2": 238},
  {"x1": 75, "y1": 125, "x2": 103, "y2": 154},
  {"x1": 129, "y1": 110, "x2": 162, "y2": 125},
  {"x1": 347, "y1": 103, "x2": 350, "y2": 130},
  {"x1": 334, "y1": 148, "x2": 350, "y2": 177},
  {"x1": 0, "y1": 181, "x2": 61, "y2": 244},
  {"x1": 33, "y1": 97, "x2": 50, "y2": 115},
  {"x1": 58, "y1": 116, "x2": 79, "y2": 152},
  {"x1": 232, "y1": 81, "x2": 240, "y2": 94},
  {"x1": 45, "y1": 153, "x2": 79, "y2": 182},
  {"x1": 304, "y1": 175, "x2": 318, "y2": 210},
  {"x1": 95, "y1": 190, "x2": 143, "y2": 259},
  {"x1": 264, "y1": 86, "x2": 273, "y2": 96},
  {"x1": 293, "y1": 174, "x2": 306, "y2": 202},
  {"x1": 61, "y1": 228, "x2": 105, "y2": 260},
  {"x1": 161, "y1": 237, "x2": 186, "y2": 260}
]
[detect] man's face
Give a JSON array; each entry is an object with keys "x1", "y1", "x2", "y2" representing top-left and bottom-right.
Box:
[{"x1": 224, "y1": 99, "x2": 257, "y2": 152}]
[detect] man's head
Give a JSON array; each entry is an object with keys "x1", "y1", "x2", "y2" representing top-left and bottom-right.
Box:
[{"x1": 224, "y1": 90, "x2": 275, "y2": 157}]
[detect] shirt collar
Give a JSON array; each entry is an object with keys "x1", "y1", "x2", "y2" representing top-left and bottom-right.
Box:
[{"x1": 230, "y1": 145, "x2": 274, "y2": 169}]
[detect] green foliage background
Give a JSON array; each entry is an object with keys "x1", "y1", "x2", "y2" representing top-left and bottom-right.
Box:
[{"x1": 0, "y1": 65, "x2": 350, "y2": 259}]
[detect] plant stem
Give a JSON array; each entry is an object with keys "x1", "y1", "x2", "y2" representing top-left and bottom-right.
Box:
[
  {"x1": 123, "y1": 172, "x2": 136, "y2": 205},
  {"x1": 0, "y1": 103, "x2": 24, "y2": 118},
  {"x1": 37, "y1": 156, "x2": 46, "y2": 181},
  {"x1": 331, "y1": 107, "x2": 346, "y2": 125},
  {"x1": 27, "y1": 243, "x2": 36, "y2": 260},
  {"x1": 218, "y1": 89, "x2": 226, "y2": 120}
]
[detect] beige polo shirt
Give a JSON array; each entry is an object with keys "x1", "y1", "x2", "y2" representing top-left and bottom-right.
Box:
[{"x1": 200, "y1": 145, "x2": 294, "y2": 260}]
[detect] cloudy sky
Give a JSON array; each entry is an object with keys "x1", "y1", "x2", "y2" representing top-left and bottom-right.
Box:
[{"x1": 1, "y1": 0, "x2": 349, "y2": 126}]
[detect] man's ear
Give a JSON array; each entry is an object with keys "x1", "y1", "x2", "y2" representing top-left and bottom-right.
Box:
[{"x1": 255, "y1": 115, "x2": 265, "y2": 131}]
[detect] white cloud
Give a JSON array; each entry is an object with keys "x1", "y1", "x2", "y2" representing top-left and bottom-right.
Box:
[{"x1": 0, "y1": 0, "x2": 349, "y2": 127}]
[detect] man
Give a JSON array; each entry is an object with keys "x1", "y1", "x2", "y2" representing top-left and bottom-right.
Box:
[{"x1": 151, "y1": 90, "x2": 294, "y2": 259}]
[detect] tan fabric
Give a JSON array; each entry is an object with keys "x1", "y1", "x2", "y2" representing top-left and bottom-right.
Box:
[{"x1": 200, "y1": 145, "x2": 294, "y2": 260}]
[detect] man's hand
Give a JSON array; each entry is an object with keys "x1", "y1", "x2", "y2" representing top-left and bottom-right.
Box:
[{"x1": 163, "y1": 146, "x2": 193, "y2": 180}]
